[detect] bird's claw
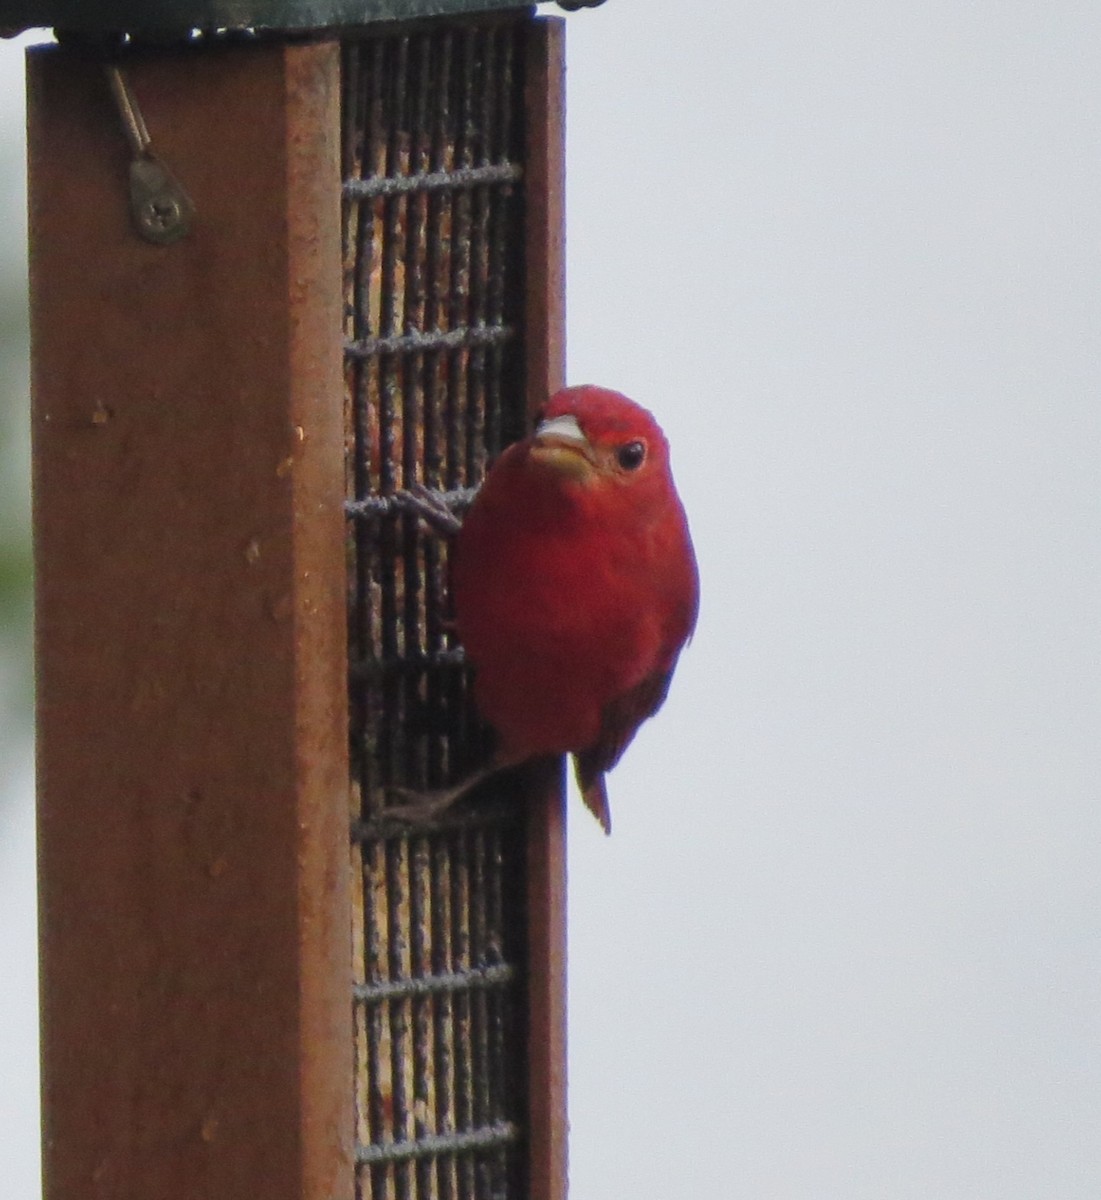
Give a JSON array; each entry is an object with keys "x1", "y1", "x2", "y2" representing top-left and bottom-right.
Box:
[
  {"x1": 381, "y1": 783, "x2": 465, "y2": 824},
  {"x1": 394, "y1": 483, "x2": 478, "y2": 539},
  {"x1": 379, "y1": 761, "x2": 499, "y2": 825}
]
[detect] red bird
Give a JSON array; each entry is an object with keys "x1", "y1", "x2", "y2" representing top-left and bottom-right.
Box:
[{"x1": 446, "y1": 384, "x2": 699, "y2": 833}]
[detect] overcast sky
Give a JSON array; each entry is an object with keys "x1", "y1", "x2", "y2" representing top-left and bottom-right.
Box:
[{"x1": 3, "y1": 3, "x2": 1101, "y2": 1197}]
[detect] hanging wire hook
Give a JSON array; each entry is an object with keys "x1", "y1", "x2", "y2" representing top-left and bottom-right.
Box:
[
  {"x1": 104, "y1": 64, "x2": 195, "y2": 245},
  {"x1": 105, "y1": 65, "x2": 151, "y2": 156}
]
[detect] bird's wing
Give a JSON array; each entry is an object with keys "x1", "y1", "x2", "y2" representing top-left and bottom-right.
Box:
[{"x1": 573, "y1": 668, "x2": 675, "y2": 835}]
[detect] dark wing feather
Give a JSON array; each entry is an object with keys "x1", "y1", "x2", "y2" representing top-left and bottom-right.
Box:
[{"x1": 573, "y1": 668, "x2": 675, "y2": 835}]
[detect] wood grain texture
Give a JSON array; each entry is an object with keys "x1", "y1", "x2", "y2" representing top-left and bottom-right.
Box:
[
  {"x1": 522, "y1": 17, "x2": 569, "y2": 1200},
  {"x1": 29, "y1": 40, "x2": 352, "y2": 1200}
]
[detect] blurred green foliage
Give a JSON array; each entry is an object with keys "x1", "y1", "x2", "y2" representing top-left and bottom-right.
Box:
[
  {"x1": 0, "y1": 264, "x2": 31, "y2": 749},
  {"x1": 0, "y1": 117, "x2": 31, "y2": 765}
]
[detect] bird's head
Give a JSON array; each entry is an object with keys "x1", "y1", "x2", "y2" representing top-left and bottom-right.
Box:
[{"x1": 527, "y1": 385, "x2": 671, "y2": 491}]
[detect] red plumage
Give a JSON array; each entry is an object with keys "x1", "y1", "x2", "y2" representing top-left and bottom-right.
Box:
[{"x1": 452, "y1": 385, "x2": 699, "y2": 833}]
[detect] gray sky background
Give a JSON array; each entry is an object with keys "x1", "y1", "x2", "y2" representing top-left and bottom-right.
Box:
[{"x1": 3, "y1": 3, "x2": 1100, "y2": 1196}]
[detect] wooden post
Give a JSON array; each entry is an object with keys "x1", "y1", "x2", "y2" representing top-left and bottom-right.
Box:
[
  {"x1": 29, "y1": 40, "x2": 352, "y2": 1200},
  {"x1": 523, "y1": 18, "x2": 569, "y2": 1200}
]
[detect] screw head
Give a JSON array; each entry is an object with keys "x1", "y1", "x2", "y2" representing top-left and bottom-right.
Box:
[
  {"x1": 139, "y1": 194, "x2": 184, "y2": 237},
  {"x1": 129, "y1": 156, "x2": 194, "y2": 245}
]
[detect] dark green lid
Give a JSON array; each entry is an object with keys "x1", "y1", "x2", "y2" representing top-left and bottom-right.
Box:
[{"x1": 0, "y1": 0, "x2": 563, "y2": 37}]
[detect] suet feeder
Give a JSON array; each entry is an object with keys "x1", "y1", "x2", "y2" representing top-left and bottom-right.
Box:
[{"x1": 22, "y1": 1, "x2": 581, "y2": 1197}]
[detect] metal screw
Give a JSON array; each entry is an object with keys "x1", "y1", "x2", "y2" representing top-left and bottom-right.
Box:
[
  {"x1": 129, "y1": 156, "x2": 193, "y2": 245},
  {"x1": 139, "y1": 194, "x2": 183, "y2": 237},
  {"x1": 107, "y1": 65, "x2": 195, "y2": 245}
]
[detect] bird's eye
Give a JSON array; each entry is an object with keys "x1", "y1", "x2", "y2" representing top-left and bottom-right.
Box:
[{"x1": 616, "y1": 440, "x2": 646, "y2": 471}]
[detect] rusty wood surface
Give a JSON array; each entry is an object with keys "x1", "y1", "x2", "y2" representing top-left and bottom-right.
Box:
[
  {"x1": 522, "y1": 18, "x2": 568, "y2": 1200},
  {"x1": 29, "y1": 40, "x2": 352, "y2": 1200}
]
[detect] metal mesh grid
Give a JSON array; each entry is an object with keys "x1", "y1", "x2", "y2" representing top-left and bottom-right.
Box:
[{"x1": 342, "y1": 17, "x2": 531, "y2": 1199}]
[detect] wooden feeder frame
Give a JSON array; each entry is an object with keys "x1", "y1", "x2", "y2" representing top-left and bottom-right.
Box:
[{"x1": 29, "y1": 9, "x2": 566, "y2": 1200}]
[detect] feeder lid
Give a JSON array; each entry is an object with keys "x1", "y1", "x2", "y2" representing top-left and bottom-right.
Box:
[{"x1": 0, "y1": 0, "x2": 602, "y2": 38}]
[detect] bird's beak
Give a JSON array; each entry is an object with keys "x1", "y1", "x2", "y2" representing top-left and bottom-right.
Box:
[{"x1": 531, "y1": 413, "x2": 595, "y2": 479}]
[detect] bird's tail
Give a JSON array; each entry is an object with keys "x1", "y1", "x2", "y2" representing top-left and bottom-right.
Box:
[{"x1": 576, "y1": 765, "x2": 612, "y2": 836}]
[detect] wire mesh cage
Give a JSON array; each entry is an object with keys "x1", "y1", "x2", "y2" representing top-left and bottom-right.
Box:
[{"x1": 342, "y1": 15, "x2": 538, "y2": 1197}]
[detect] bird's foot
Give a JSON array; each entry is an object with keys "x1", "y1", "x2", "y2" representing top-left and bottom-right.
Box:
[
  {"x1": 382, "y1": 761, "x2": 499, "y2": 824},
  {"x1": 393, "y1": 483, "x2": 479, "y2": 539},
  {"x1": 382, "y1": 783, "x2": 469, "y2": 824}
]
